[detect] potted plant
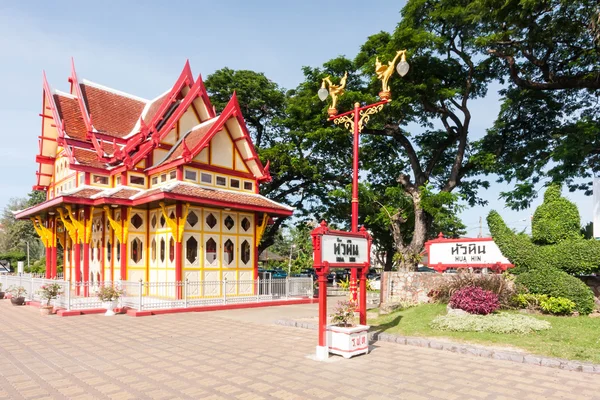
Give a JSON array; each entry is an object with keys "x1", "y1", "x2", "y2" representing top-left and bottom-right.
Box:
[
  {"x1": 37, "y1": 283, "x2": 62, "y2": 315},
  {"x1": 8, "y1": 286, "x2": 27, "y2": 306},
  {"x1": 0, "y1": 283, "x2": 5, "y2": 299},
  {"x1": 327, "y1": 300, "x2": 370, "y2": 359},
  {"x1": 97, "y1": 284, "x2": 123, "y2": 316}
]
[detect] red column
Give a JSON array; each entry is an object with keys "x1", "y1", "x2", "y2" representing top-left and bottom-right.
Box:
[
  {"x1": 45, "y1": 247, "x2": 51, "y2": 279},
  {"x1": 82, "y1": 208, "x2": 90, "y2": 295},
  {"x1": 120, "y1": 206, "x2": 128, "y2": 281},
  {"x1": 100, "y1": 211, "x2": 105, "y2": 282},
  {"x1": 318, "y1": 269, "x2": 328, "y2": 348},
  {"x1": 359, "y1": 267, "x2": 367, "y2": 325},
  {"x1": 351, "y1": 102, "x2": 360, "y2": 307},
  {"x1": 51, "y1": 246, "x2": 57, "y2": 279},
  {"x1": 175, "y1": 203, "x2": 183, "y2": 299},
  {"x1": 74, "y1": 235, "x2": 81, "y2": 284}
]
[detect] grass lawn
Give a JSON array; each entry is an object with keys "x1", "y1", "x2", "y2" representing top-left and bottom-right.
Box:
[{"x1": 368, "y1": 303, "x2": 600, "y2": 363}]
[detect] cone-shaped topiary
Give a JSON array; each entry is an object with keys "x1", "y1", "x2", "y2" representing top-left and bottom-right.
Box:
[{"x1": 531, "y1": 184, "x2": 581, "y2": 245}]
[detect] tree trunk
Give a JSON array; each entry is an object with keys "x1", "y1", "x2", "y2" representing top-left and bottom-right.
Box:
[
  {"x1": 383, "y1": 241, "x2": 395, "y2": 272},
  {"x1": 391, "y1": 191, "x2": 430, "y2": 271}
]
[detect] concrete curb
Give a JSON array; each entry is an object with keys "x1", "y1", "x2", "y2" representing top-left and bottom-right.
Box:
[{"x1": 274, "y1": 318, "x2": 600, "y2": 374}]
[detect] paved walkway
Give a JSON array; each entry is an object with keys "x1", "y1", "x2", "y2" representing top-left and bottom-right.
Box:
[{"x1": 0, "y1": 300, "x2": 598, "y2": 400}]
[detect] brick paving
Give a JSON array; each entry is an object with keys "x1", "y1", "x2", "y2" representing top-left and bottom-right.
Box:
[{"x1": 0, "y1": 301, "x2": 599, "y2": 400}]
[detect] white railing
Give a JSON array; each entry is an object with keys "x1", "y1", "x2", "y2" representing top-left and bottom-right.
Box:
[{"x1": 0, "y1": 275, "x2": 314, "y2": 312}]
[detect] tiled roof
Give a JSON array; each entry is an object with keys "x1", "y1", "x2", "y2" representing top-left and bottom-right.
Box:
[
  {"x1": 67, "y1": 188, "x2": 103, "y2": 198},
  {"x1": 103, "y1": 188, "x2": 141, "y2": 199},
  {"x1": 80, "y1": 84, "x2": 146, "y2": 137},
  {"x1": 143, "y1": 92, "x2": 169, "y2": 126},
  {"x1": 160, "y1": 120, "x2": 216, "y2": 165},
  {"x1": 53, "y1": 94, "x2": 87, "y2": 140},
  {"x1": 166, "y1": 184, "x2": 292, "y2": 213},
  {"x1": 72, "y1": 148, "x2": 106, "y2": 169}
]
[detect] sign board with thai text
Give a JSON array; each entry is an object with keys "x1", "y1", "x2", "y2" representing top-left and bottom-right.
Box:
[
  {"x1": 425, "y1": 237, "x2": 513, "y2": 271},
  {"x1": 321, "y1": 235, "x2": 368, "y2": 265}
]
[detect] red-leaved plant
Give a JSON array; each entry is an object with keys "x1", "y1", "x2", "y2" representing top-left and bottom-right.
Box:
[{"x1": 449, "y1": 286, "x2": 499, "y2": 315}]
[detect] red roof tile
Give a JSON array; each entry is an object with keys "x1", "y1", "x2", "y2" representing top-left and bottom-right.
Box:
[
  {"x1": 158, "y1": 184, "x2": 291, "y2": 214},
  {"x1": 143, "y1": 92, "x2": 169, "y2": 126},
  {"x1": 68, "y1": 188, "x2": 103, "y2": 198},
  {"x1": 72, "y1": 148, "x2": 106, "y2": 169},
  {"x1": 161, "y1": 121, "x2": 216, "y2": 165},
  {"x1": 53, "y1": 94, "x2": 87, "y2": 140},
  {"x1": 80, "y1": 84, "x2": 146, "y2": 137},
  {"x1": 102, "y1": 188, "x2": 140, "y2": 199}
]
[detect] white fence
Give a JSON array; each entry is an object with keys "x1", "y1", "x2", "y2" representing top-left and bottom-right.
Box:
[{"x1": 0, "y1": 274, "x2": 314, "y2": 312}]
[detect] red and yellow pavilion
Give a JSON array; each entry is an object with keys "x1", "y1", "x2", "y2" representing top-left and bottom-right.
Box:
[{"x1": 15, "y1": 60, "x2": 293, "y2": 293}]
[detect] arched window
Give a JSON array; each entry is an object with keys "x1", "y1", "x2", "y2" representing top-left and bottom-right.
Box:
[
  {"x1": 224, "y1": 239, "x2": 234, "y2": 265},
  {"x1": 151, "y1": 238, "x2": 157, "y2": 262},
  {"x1": 205, "y1": 238, "x2": 217, "y2": 263},
  {"x1": 160, "y1": 237, "x2": 166, "y2": 262},
  {"x1": 241, "y1": 240, "x2": 251, "y2": 264},
  {"x1": 169, "y1": 237, "x2": 175, "y2": 263},
  {"x1": 107, "y1": 241, "x2": 112, "y2": 263},
  {"x1": 131, "y1": 238, "x2": 143, "y2": 263},
  {"x1": 186, "y1": 236, "x2": 198, "y2": 264}
]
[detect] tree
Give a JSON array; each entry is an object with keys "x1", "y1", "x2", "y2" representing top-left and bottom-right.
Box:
[
  {"x1": 473, "y1": 0, "x2": 600, "y2": 208},
  {"x1": 269, "y1": 223, "x2": 315, "y2": 275},
  {"x1": 0, "y1": 191, "x2": 46, "y2": 261}
]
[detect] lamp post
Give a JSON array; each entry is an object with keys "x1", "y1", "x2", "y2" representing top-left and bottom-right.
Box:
[
  {"x1": 319, "y1": 50, "x2": 409, "y2": 306},
  {"x1": 287, "y1": 244, "x2": 297, "y2": 276}
]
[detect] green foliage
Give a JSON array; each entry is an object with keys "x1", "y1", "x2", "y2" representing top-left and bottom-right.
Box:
[
  {"x1": 473, "y1": 0, "x2": 600, "y2": 207},
  {"x1": 488, "y1": 185, "x2": 600, "y2": 276},
  {"x1": 330, "y1": 300, "x2": 356, "y2": 327},
  {"x1": 268, "y1": 223, "x2": 314, "y2": 275},
  {"x1": 337, "y1": 277, "x2": 350, "y2": 291},
  {"x1": 37, "y1": 283, "x2": 63, "y2": 306},
  {"x1": 97, "y1": 285, "x2": 123, "y2": 302},
  {"x1": 513, "y1": 293, "x2": 576, "y2": 316},
  {"x1": 515, "y1": 269, "x2": 595, "y2": 315},
  {"x1": 539, "y1": 297, "x2": 576, "y2": 316},
  {"x1": 0, "y1": 251, "x2": 25, "y2": 269},
  {"x1": 429, "y1": 273, "x2": 519, "y2": 309},
  {"x1": 531, "y1": 184, "x2": 581, "y2": 245},
  {"x1": 7, "y1": 285, "x2": 27, "y2": 297},
  {"x1": 430, "y1": 313, "x2": 551, "y2": 335},
  {"x1": 26, "y1": 258, "x2": 46, "y2": 274},
  {"x1": 0, "y1": 191, "x2": 45, "y2": 262},
  {"x1": 512, "y1": 293, "x2": 546, "y2": 310}
]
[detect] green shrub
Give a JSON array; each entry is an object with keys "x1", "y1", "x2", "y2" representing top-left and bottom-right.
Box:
[
  {"x1": 511, "y1": 293, "x2": 548, "y2": 309},
  {"x1": 487, "y1": 185, "x2": 600, "y2": 276},
  {"x1": 539, "y1": 296, "x2": 576, "y2": 315},
  {"x1": 429, "y1": 272, "x2": 518, "y2": 308},
  {"x1": 515, "y1": 269, "x2": 595, "y2": 315},
  {"x1": 531, "y1": 184, "x2": 581, "y2": 245},
  {"x1": 430, "y1": 313, "x2": 551, "y2": 334}
]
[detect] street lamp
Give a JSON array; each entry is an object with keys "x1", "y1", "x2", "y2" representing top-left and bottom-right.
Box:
[{"x1": 319, "y1": 49, "x2": 409, "y2": 305}]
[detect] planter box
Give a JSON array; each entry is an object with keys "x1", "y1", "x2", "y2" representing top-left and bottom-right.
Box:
[
  {"x1": 327, "y1": 324, "x2": 370, "y2": 358},
  {"x1": 102, "y1": 300, "x2": 118, "y2": 316}
]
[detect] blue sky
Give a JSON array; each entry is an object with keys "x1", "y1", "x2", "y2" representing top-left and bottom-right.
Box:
[{"x1": 0, "y1": 0, "x2": 593, "y2": 234}]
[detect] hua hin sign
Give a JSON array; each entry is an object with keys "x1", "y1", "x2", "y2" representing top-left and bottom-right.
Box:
[
  {"x1": 321, "y1": 235, "x2": 368, "y2": 265},
  {"x1": 425, "y1": 236, "x2": 513, "y2": 272}
]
